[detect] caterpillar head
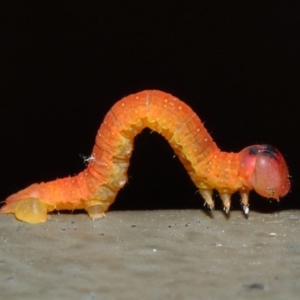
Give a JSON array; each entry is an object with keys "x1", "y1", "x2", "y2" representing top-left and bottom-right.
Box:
[{"x1": 240, "y1": 144, "x2": 290, "y2": 200}]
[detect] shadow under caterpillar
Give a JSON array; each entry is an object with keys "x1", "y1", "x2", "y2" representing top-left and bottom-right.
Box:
[{"x1": 1, "y1": 90, "x2": 291, "y2": 223}]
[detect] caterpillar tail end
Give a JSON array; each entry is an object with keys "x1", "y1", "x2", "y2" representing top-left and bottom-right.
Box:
[{"x1": 0, "y1": 198, "x2": 48, "y2": 224}]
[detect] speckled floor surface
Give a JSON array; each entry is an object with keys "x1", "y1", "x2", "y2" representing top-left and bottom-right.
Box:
[{"x1": 0, "y1": 209, "x2": 299, "y2": 300}]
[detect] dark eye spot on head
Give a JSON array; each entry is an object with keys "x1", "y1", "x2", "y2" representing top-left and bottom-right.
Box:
[
  {"x1": 261, "y1": 144, "x2": 277, "y2": 159},
  {"x1": 248, "y1": 144, "x2": 277, "y2": 159},
  {"x1": 248, "y1": 146, "x2": 259, "y2": 156}
]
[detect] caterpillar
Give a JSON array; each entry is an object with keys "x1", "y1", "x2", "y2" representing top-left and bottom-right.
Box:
[{"x1": 1, "y1": 90, "x2": 291, "y2": 223}]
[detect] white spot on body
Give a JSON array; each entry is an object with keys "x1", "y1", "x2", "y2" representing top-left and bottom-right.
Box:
[
  {"x1": 82, "y1": 154, "x2": 96, "y2": 165},
  {"x1": 116, "y1": 178, "x2": 127, "y2": 188}
]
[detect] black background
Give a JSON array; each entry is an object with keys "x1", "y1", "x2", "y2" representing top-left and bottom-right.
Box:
[{"x1": 1, "y1": 2, "x2": 299, "y2": 213}]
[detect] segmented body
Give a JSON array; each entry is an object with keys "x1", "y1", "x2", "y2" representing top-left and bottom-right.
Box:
[{"x1": 1, "y1": 90, "x2": 291, "y2": 223}]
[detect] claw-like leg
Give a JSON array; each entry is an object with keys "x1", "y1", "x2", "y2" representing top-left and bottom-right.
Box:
[
  {"x1": 219, "y1": 193, "x2": 232, "y2": 214},
  {"x1": 199, "y1": 189, "x2": 214, "y2": 210},
  {"x1": 240, "y1": 191, "x2": 250, "y2": 214}
]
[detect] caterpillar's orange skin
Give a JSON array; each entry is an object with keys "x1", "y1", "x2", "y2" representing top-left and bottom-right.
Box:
[{"x1": 1, "y1": 90, "x2": 290, "y2": 223}]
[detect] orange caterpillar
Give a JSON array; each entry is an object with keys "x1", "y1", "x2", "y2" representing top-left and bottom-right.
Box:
[{"x1": 1, "y1": 90, "x2": 291, "y2": 223}]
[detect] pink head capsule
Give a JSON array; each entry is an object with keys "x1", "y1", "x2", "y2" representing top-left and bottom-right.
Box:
[{"x1": 240, "y1": 144, "x2": 291, "y2": 200}]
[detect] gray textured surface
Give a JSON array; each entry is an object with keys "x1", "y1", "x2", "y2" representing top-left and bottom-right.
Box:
[{"x1": 0, "y1": 209, "x2": 299, "y2": 300}]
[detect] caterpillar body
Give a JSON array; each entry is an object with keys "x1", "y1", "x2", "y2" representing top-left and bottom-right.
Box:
[{"x1": 1, "y1": 90, "x2": 291, "y2": 223}]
